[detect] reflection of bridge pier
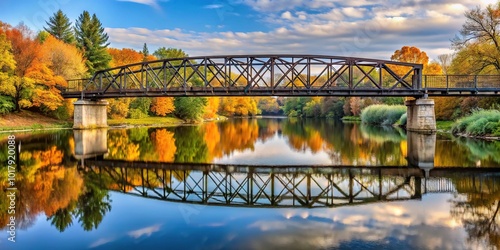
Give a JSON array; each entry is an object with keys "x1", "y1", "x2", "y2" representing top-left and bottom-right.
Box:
[
  {"x1": 407, "y1": 131, "x2": 436, "y2": 177},
  {"x1": 73, "y1": 129, "x2": 108, "y2": 161}
]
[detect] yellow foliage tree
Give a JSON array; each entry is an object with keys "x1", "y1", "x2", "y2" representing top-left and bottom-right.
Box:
[{"x1": 150, "y1": 97, "x2": 175, "y2": 116}]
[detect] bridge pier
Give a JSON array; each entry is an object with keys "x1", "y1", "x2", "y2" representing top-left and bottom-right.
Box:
[
  {"x1": 405, "y1": 98, "x2": 436, "y2": 133},
  {"x1": 73, "y1": 100, "x2": 108, "y2": 129}
]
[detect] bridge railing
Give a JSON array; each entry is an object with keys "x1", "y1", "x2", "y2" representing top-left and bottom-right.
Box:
[{"x1": 423, "y1": 75, "x2": 500, "y2": 90}]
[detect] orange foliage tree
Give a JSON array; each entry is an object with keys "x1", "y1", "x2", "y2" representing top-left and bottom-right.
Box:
[{"x1": 150, "y1": 97, "x2": 175, "y2": 116}]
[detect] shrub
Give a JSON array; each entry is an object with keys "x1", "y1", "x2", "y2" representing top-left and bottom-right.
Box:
[
  {"x1": 361, "y1": 104, "x2": 406, "y2": 126},
  {"x1": 128, "y1": 108, "x2": 148, "y2": 119},
  {"x1": 452, "y1": 109, "x2": 500, "y2": 136}
]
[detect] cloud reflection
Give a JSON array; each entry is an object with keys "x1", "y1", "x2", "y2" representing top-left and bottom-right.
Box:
[{"x1": 127, "y1": 224, "x2": 162, "y2": 239}]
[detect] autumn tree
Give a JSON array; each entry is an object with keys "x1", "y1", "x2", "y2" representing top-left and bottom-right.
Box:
[
  {"x1": 390, "y1": 46, "x2": 442, "y2": 74},
  {"x1": 39, "y1": 35, "x2": 86, "y2": 80},
  {"x1": 44, "y1": 10, "x2": 75, "y2": 44},
  {"x1": 452, "y1": 3, "x2": 500, "y2": 74},
  {"x1": 2, "y1": 23, "x2": 40, "y2": 111},
  {"x1": 75, "y1": 11, "x2": 111, "y2": 74},
  {"x1": 150, "y1": 97, "x2": 174, "y2": 116},
  {"x1": 0, "y1": 30, "x2": 16, "y2": 114},
  {"x1": 203, "y1": 97, "x2": 220, "y2": 119}
]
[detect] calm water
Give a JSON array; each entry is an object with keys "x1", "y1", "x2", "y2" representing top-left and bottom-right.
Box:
[{"x1": 1, "y1": 118, "x2": 499, "y2": 250}]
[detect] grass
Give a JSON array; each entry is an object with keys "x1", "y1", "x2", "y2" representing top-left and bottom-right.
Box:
[
  {"x1": 108, "y1": 116, "x2": 185, "y2": 126},
  {"x1": 451, "y1": 110, "x2": 500, "y2": 137},
  {"x1": 360, "y1": 104, "x2": 407, "y2": 126},
  {"x1": 436, "y1": 121, "x2": 454, "y2": 131},
  {"x1": 0, "y1": 110, "x2": 72, "y2": 132},
  {"x1": 341, "y1": 116, "x2": 361, "y2": 121}
]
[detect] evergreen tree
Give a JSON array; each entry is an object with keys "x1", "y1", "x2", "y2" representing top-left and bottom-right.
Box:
[
  {"x1": 74, "y1": 11, "x2": 111, "y2": 74},
  {"x1": 142, "y1": 43, "x2": 149, "y2": 61},
  {"x1": 44, "y1": 10, "x2": 75, "y2": 44}
]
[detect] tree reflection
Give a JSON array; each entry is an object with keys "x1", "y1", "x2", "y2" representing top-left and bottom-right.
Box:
[
  {"x1": 0, "y1": 133, "x2": 111, "y2": 233},
  {"x1": 450, "y1": 175, "x2": 500, "y2": 248}
]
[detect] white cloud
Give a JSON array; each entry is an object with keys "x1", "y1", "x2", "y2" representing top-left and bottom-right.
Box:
[
  {"x1": 106, "y1": 0, "x2": 484, "y2": 61},
  {"x1": 117, "y1": 0, "x2": 161, "y2": 9},
  {"x1": 205, "y1": 4, "x2": 224, "y2": 9},
  {"x1": 281, "y1": 11, "x2": 293, "y2": 20}
]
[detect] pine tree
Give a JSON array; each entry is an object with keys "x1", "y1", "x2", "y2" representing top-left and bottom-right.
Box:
[
  {"x1": 74, "y1": 11, "x2": 111, "y2": 74},
  {"x1": 142, "y1": 43, "x2": 149, "y2": 61},
  {"x1": 44, "y1": 10, "x2": 75, "y2": 44}
]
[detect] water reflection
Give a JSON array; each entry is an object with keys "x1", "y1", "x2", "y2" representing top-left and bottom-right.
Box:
[
  {"x1": 1, "y1": 119, "x2": 500, "y2": 249},
  {"x1": 71, "y1": 118, "x2": 500, "y2": 167}
]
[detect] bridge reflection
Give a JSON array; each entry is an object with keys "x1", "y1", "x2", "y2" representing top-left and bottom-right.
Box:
[{"x1": 80, "y1": 160, "x2": 490, "y2": 208}]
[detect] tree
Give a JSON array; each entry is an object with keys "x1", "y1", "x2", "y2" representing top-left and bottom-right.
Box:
[
  {"x1": 174, "y1": 97, "x2": 207, "y2": 122},
  {"x1": 452, "y1": 3, "x2": 500, "y2": 74},
  {"x1": 142, "y1": 43, "x2": 149, "y2": 61},
  {"x1": 44, "y1": 10, "x2": 75, "y2": 44},
  {"x1": 39, "y1": 35, "x2": 86, "y2": 79},
  {"x1": 108, "y1": 48, "x2": 142, "y2": 68},
  {"x1": 2, "y1": 23, "x2": 39, "y2": 111},
  {"x1": 0, "y1": 31, "x2": 16, "y2": 114},
  {"x1": 390, "y1": 45, "x2": 442, "y2": 74},
  {"x1": 153, "y1": 47, "x2": 187, "y2": 59},
  {"x1": 437, "y1": 54, "x2": 453, "y2": 75},
  {"x1": 74, "y1": 11, "x2": 111, "y2": 74},
  {"x1": 150, "y1": 97, "x2": 174, "y2": 116}
]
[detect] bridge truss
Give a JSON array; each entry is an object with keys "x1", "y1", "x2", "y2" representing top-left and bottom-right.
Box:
[{"x1": 64, "y1": 55, "x2": 429, "y2": 99}]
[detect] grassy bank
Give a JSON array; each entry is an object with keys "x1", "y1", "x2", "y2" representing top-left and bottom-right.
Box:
[
  {"x1": 0, "y1": 111, "x2": 72, "y2": 132},
  {"x1": 108, "y1": 116, "x2": 185, "y2": 127},
  {"x1": 451, "y1": 110, "x2": 500, "y2": 138},
  {"x1": 341, "y1": 116, "x2": 361, "y2": 122}
]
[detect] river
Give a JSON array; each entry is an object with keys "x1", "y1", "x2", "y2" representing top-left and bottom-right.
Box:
[{"x1": 1, "y1": 118, "x2": 499, "y2": 249}]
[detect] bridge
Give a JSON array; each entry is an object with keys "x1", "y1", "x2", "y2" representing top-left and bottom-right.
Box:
[
  {"x1": 80, "y1": 160, "x2": 499, "y2": 208},
  {"x1": 61, "y1": 55, "x2": 500, "y2": 130}
]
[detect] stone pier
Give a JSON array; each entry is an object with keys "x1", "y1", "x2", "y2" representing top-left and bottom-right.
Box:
[
  {"x1": 405, "y1": 98, "x2": 436, "y2": 133},
  {"x1": 73, "y1": 100, "x2": 108, "y2": 129}
]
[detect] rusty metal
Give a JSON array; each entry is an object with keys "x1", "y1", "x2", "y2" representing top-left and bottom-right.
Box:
[{"x1": 63, "y1": 55, "x2": 426, "y2": 99}]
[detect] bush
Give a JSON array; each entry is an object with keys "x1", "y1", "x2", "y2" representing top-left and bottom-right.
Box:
[
  {"x1": 0, "y1": 95, "x2": 15, "y2": 114},
  {"x1": 361, "y1": 104, "x2": 406, "y2": 126},
  {"x1": 128, "y1": 108, "x2": 148, "y2": 119},
  {"x1": 452, "y1": 109, "x2": 500, "y2": 136}
]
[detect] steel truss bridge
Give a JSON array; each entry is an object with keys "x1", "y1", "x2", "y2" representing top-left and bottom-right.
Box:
[
  {"x1": 81, "y1": 160, "x2": 498, "y2": 208},
  {"x1": 62, "y1": 55, "x2": 500, "y2": 99}
]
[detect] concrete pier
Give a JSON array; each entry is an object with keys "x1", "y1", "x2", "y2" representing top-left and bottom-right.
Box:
[
  {"x1": 405, "y1": 98, "x2": 436, "y2": 133},
  {"x1": 73, "y1": 100, "x2": 108, "y2": 129}
]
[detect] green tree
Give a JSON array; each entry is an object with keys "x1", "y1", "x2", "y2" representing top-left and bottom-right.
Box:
[
  {"x1": 174, "y1": 97, "x2": 207, "y2": 122},
  {"x1": 141, "y1": 43, "x2": 149, "y2": 61},
  {"x1": 44, "y1": 10, "x2": 75, "y2": 44},
  {"x1": 153, "y1": 47, "x2": 187, "y2": 59},
  {"x1": 74, "y1": 11, "x2": 111, "y2": 74}
]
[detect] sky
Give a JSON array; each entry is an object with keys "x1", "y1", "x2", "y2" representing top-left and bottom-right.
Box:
[{"x1": 0, "y1": 0, "x2": 498, "y2": 61}]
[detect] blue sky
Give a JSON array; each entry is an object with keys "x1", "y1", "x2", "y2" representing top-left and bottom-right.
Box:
[{"x1": 0, "y1": 0, "x2": 497, "y2": 60}]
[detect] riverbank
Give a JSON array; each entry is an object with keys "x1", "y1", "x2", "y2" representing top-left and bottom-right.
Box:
[
  {"x1": 0, "y1": 111, "x2": 72, "y2": 133},
  {"x1": 0, "y1": 112, "x2": 230, "y2": 132}
]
